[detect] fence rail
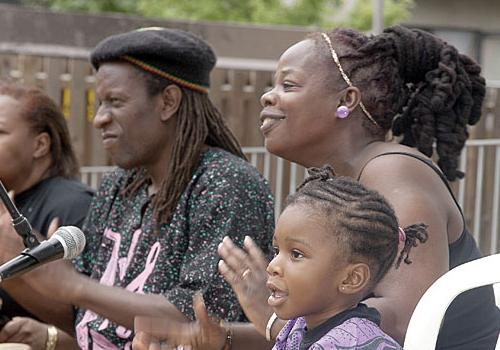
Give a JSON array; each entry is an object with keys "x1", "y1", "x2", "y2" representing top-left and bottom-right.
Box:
[
  {"x1": 81, "y1": 140, "x2": 500, "y2": 256},
  {"x1": 458, "y1": 139, "x2": 500, "y2": 255}
]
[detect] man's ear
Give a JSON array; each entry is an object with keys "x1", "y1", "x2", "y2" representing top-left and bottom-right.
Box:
[
  {"x1": 159, "y1": 84, "x2": 182, "y2": 122},
  {"x1": 338, "y1": 262, "x2": 371, "y2": 295},
  {"x1": 33, "y1": 132, "x2": 51, "y2": 159}
]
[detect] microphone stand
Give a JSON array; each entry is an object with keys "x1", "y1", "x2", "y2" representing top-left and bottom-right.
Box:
[{"x1": 0, "y1": 180, "x2": 40, "y2": 249}]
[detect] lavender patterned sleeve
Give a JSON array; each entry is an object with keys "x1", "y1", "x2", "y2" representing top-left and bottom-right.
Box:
[{"x1": 273, "y1": 317, "x2": 402, "y2": 350}]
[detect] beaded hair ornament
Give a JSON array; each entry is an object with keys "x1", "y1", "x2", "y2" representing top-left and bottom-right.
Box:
[{"x1": 320, "y1": 32, "x2": 380, "y2": 128}]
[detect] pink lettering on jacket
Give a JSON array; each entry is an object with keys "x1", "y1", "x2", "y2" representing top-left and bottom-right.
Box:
[{"x1": 76, "y1": 228, "x2": 161, "y2": 349}]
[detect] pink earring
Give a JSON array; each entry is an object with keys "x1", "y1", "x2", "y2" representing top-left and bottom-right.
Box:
[
  {"x1": 336, "y1": 105, "x2": 350, "y2": 119},
  {"x1": 398, "y1": 227, "x2": 406, "y2": 243}
]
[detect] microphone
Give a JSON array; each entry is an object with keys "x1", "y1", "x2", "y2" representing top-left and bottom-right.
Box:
[
  {"x1": 0, "y1": 226, "x2": 86, "y2": 283},
  {"x1": 0, "y1": 180, "x2": 40, "y2": 248}
]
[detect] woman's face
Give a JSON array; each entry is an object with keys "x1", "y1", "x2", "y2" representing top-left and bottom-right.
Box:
[
  {"x1": 260, "y1": 39, "x2": 341, "y2": 167},
  {"x1": 0, "y1": 95, "x2": 39, "y2": 191}
]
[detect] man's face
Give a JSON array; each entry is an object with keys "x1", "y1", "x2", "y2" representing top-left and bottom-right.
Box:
[{"x1": 93, "y1": 62, "x2": 167, "y2": 170}]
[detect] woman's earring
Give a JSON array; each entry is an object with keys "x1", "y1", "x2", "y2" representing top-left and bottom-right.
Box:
[{"x1": 336, "y1": 105, "x2": 350, "y2": 119}]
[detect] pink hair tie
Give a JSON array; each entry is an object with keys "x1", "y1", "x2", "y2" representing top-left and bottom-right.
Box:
[{"x1": 398, "y1": 227, "x2": 406, "y2": 242}]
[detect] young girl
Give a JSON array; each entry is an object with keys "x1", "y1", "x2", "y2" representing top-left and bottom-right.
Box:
[
  {"x1": 268, "y1": 165, "x2": 427, "y2": 349},
  {"x1": 132, "y1": 165, "x2": 428, "y2": 350}
]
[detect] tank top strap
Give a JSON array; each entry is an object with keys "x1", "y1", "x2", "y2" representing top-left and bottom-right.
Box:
[{"x1": 357, "y1": 151, "x2": 465, "y2": 221}]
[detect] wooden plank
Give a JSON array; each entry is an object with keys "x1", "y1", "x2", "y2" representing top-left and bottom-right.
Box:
[
  {"x1": 0, "y1": 53, "x2": 20, "y2": 80},
  {"x1": 227, "y1": 70, "x2": 247, "y2": 143},
  {"x1": 488, "y1": 88, "x2": 500, "y2": 253},
  {"x1": 84, "y1": 71, "x2": 110, "y2": 166},
  {"x1": 489, "y1": 87, "x2": 500, "y2": 138},
  {"x1": 19, "y1": 55, "x2": 42, "y2": 86},
  {"x1": 477, "y1": 87, "x2": 500, "y2": 251},
  {"x1": 461, "y1": 93, "x2": 491, "y2": 231},
  {"x1": 44, "y1": 57, "x2": 67, "y2": 104},
  {"x1": 66, "y1": 59, "x2": 90, "y2": 165},
  {"x1": 209, "y1": 68, "x2": 224, "y2": 112},
  {"x1": 244, "y1": 70, "x2": 271, "y2": 147}
]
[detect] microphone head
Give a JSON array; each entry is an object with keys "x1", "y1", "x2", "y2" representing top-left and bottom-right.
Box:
[{"x1": 52, "y1": 226, "x2": 86, "y2": 259}]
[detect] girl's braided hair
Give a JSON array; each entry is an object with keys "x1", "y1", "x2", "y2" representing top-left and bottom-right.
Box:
[{"x1": 288, "y1": 165, "x2": 428, "y2": 286}]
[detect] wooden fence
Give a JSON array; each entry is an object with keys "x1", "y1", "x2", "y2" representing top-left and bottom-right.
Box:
[
  {"x1": 1, "y1": 50, "x2": 499, "y2": 255},
  {"x1": 0, "y1": 49, "x2": 279, "y2": 165}
]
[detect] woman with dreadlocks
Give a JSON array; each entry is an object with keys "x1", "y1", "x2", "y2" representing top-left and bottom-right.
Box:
[
  {"x1": 0, "y1": 27, "x2": 274, "y2": 349},
  {"x1": 134, "y1": 25, "x2": 499, "y2": 350},
  {"x1": 134, "y1": 166, "x2": 428, "y2": 350}
]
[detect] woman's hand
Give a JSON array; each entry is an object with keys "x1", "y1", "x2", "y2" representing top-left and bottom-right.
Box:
[
  {"x1": 217, "y1": 236, "x2": 273, "y2": 336},
  {"x1": 133, "y1": 294, "x2": 226, "y2": 350},
  {"x1": 0, "y1": 191, "x2": 27, "y2": 263},
  {"x1": 0, "y1": 317, "x2": 48, "y2": 349}
]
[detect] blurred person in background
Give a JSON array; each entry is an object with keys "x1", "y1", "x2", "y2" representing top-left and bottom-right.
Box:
[{"x1": 0, "y1": 81, "x2": 93, "y2": 349}]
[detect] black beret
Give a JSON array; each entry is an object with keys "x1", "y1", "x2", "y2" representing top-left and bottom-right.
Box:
[{"x1": 90, "y1": 27, "x2": 216, "y2": 93}]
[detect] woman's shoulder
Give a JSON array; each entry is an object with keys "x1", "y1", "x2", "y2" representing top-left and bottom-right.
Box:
[
  {"x1": 359, "y1": 142, "x2": 430, "y2": 171},
  {"x1": 358, "y1": 143, "x2": 444, "y2": 189},
  {"x1": 356, "y1": 143, "x2": 458, "y2": 223},
  {"x1": 41, "y1": 176, "x2": 94, "y2": 201}
]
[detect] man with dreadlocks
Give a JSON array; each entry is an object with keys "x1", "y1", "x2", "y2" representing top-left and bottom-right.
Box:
[{"x1": 0, "y1": 27, "x2": 274, "y2": 349}]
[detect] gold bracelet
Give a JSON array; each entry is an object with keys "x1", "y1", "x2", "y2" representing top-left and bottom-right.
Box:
[
  {"x1": 46, "y1": 324, "x2": 58, "y2": 350},
  {"x1": 219, "y1": 321, "x2": 232, "y2": 350}
]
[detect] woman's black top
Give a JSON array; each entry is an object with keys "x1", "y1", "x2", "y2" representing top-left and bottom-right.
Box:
[{"x1": 361, "y1": 151, "x2": 500, "y2": 350}]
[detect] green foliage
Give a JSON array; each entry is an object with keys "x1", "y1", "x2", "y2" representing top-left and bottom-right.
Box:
[
  {"x1": 134, "y1": 0, "x2": 332, "y2": 27},
  {"x1": 24, "y1": 0, "x2": 138, "y2": 12},
  {"x1": 346, "y1": 0, "x2": 415, "y2": 31},
  {"x1": 22, "y1": 0, "x2": 414, "y2": 30}
]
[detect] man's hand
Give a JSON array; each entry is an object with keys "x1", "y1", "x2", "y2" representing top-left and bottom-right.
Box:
[{"x1": 133, "y1": 294, "x2": 226, "y2": 350}]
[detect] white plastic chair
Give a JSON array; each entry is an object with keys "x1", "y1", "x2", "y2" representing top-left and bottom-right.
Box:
[{"x1": 403, "y1": 253, "x2": 500, "y2": 350}]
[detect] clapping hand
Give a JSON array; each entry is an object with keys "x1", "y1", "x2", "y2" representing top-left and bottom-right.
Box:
[
  {"x1": 133, "y1": 294, "x2": 226, "y2": 350},
  {"x1": 217, "y1": 236, "x2": 273, "y2": 336},
  {"x1": 0, "y1": 317, "x2": 48, "y2": 350}
]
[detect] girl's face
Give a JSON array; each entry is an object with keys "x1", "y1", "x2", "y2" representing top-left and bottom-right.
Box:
[
  {"x1": 266, "y1": 204, "x2": 352, "y2": 329},
  {"x1": 259, "y1": 39, "x2": 341, "y2": 168}
]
